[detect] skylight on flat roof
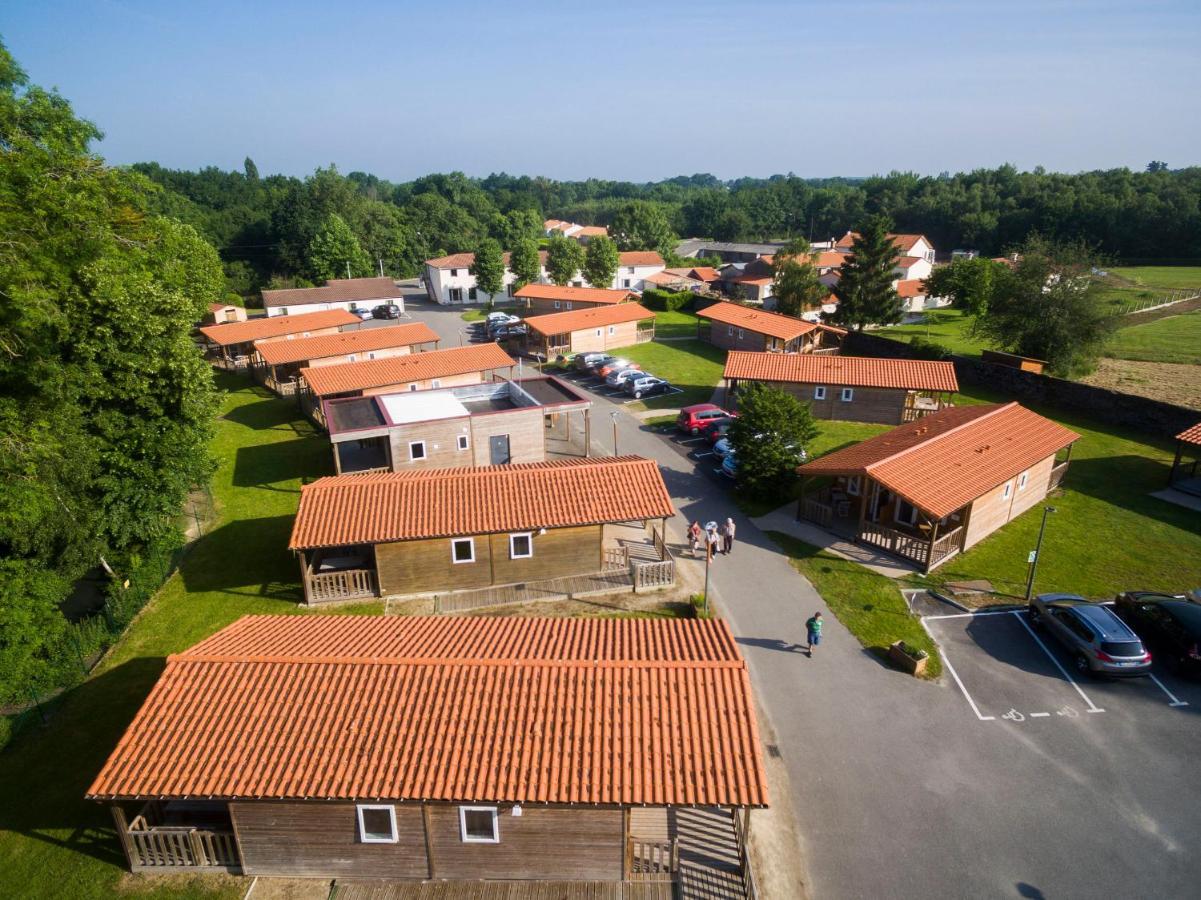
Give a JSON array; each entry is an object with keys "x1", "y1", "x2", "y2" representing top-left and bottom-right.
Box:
[{"x1": 379, "y1": 391, "x2": 469, "y2": 425}]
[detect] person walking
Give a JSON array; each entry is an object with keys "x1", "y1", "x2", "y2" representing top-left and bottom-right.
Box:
[
  {"x1": 688, "y1": 520, "x2": 702, "y2": 558},
  {"x1": 805, "y1": 612, "x2": 823, "y2": 657},
  {"x1": 721, "y1": 517, "x2": 736, "y2": 555},
  {"x1": 706, "y1": 524, "x2": 720, "y2": 562}
]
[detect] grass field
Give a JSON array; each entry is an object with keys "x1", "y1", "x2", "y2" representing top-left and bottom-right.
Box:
[
  {"x1": 0, "y1": 374, "x2": 379, "y2": 900},
  {"x1": 653, "y1": 308, "x2": 700, "y2": 339},
  {"x1": 1109, "y1": 266, "x2": 1201, "y2": 291},
  {"x1": 460, "y1": 304, "x2": 519, "y2": 322},
  {"x1": 617, "y1": 339, "x2": 726, "y2": 410},
  {"x1": 768, "y1": 533, "x2": 942, "y2": 678},
  {"x1": 1104, "y1": 309, "x2": 1201, "y2": 365},
  {"x1": 872, "y1": 308, "x2": 988, "y2": 357}
]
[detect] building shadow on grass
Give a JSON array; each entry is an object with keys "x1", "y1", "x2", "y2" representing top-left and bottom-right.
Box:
[
  {"x1": 1060, "y1": 455, "x2": 1200, "y2": 530},
  {"x1": 221, "y1": 394, "x2": 318, "y2": 434},
  {"x1": 0, "y1": 657, "x2": 166, "y2": 868},
  {"x1": 233, "y1": 438, "x2": 332, "y2": 489},
  {"x1": 179, "y1": 516, "x2": 304, "y2": 603}
]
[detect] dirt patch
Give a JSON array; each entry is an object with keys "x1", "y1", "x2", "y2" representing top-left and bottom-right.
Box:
[
  {"x1": 746, "y1": 702, "x2": 811, "y2": 900},
  {"x1": 116, "y1": 870, "x2": 244, "y2": 896},
  {"x1": 1081, "y1": 358, "x2": 1201, "y2": 411},
  {"x1": 244, "y1": 877, "x2": 333, "y2": 900}
]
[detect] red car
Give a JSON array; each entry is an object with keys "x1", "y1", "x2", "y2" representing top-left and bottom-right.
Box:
[
  {"x1": 677, "y1": 403, "x2": 731, "y2": 435},
  {"x1": 597, "y1": 358, "x2": 640, "y2": 378}
]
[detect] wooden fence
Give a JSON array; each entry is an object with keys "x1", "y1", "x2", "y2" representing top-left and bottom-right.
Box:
[
  {"x1": 733, "y1": 811, "x2": 757, "y2": 900},
  {"x1": 927, "y1": 526, "x2": 965, "y2": 570},
  {"x1": 633, "y1": 560, "x2": 675, "y2": 591},
  {"x1": 628, "y1": 838, "x2": 678, "y2": 881},
  {"x1": 126, "y1": 826, "x2": 240, "y2": 871},
  {"x1": 800, "y1": 497, "x2": 833, "y2": 528},
  {"x1": 1049, "y1": 461, "x2": 1069, "y2": 490},
  {"x1": 306, "y1": 568, "x2": 377, "y2": 604}
]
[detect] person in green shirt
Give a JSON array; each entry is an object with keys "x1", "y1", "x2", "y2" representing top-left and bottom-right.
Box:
[{"x1": 805, "y1": 612, "x2": 823, "y2": 657}]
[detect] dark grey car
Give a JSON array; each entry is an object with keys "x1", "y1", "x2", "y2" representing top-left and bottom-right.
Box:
[{"x1": 1029, "y1": 593, "x2": 1152, "y2": 678}]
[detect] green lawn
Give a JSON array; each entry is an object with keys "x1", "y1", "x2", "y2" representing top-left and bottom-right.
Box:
[
  {"x1": 653, "y1": 308, "x2": 700, "y2": 340},
  {"x1": 768, "y1": 533, "x2": 942, "y2": 678},
  {"x1": 872, "y1": 308, "x2": 988, "y2": 357},
  {"x1": 616, "y1": 339, "x2": 727, "y2": 410},
  {"x1": 912, "y1": 384, "x2": 1201, "y2": 600},
  {"x1": 1105, "y1": 309, "x2": 1201, "y2": 365},
  {"x1": 0, "y1": 374, "x2": 379, "y2": 900},
  {"x1": 1109, "y1": 266, "x2": 1201, "y2": 291},
  {"x1": 461, "y1": 304, "x2": 519, "y2": 322}
]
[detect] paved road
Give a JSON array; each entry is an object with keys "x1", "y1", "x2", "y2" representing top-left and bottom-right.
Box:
[{"x1": 405, "y1": 301, "x2": 1201, "y2": 900}]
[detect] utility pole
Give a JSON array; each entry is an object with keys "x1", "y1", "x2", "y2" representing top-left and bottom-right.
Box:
[
  {"x1": 378, "y1": 257, "x2": 385, "y2": 278},
  {"x1": 610, "y1": 411, "x2": 619, "y2": 456},
  {"x1": 703, "y1": 537, "x2": 712, "y2": 617},
  {"x1": 346, "y1": 261, "x2": 352, "y2": 280},
  {"x1": 1024, "y1": 506, "x2": 1057, "y2": 602}
]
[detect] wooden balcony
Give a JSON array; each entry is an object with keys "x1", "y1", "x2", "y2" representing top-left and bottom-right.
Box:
[
  {"x1": 113, "y1": 804, "x2": 241, "y2": 873},
  {"x1": 628, "y1": 838, "x2": 678, "y2": 881},
  {"x1": 1049, "y1": 460, "x2": 1069, "y2": 490},
  {"x1": 858, "y1": 521, "x2": 965, "y2": 572},
  {"x1": 305, "y1": 567, "x2": 377, "y2": 604}
]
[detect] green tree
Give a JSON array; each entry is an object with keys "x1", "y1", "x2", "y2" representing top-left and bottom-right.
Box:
[
  {"x1": 828, "y1": 215, "x2": 903, "y2": 331},
  {"x1": 469, "y1": 237, "x2": 506, "y2": 302},
  {"x1": 772, "y1": 241, "x2": 828, "y2": 318},
  {"x1": 546, "y1": 234, "x2": 585, "y2": 286},
  {"x1": 508, "y1": 238, "x2": 542, "y2": 289},
  {"x1": 609, "y1": 200, "x2": 676, "y2": 254},
  {"x1": 307, "y1": 213, "x2": 372, "y2": 281},
  {"x1": 923, "y1": 256, "x2": 1002, "y2": 316},
  {"x1": 582, "y1": 235, "x2": 620, "y2": 289},
  {"x1": 973, "y1": 238, "x2": 1112, "y2": 376},
  {"x1": 726, "y1": 383, "x2": 819, "y2": 501},
  {"x1": 243, "y1": 156, "x2": 259, "y2": 180}
]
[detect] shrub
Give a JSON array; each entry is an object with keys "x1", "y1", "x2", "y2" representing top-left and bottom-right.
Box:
[
  {"x1": 642, "y1": 288, "x2": 694, "y2": 312},
  {"x1": 907, "y1": 336, "x2": 954, "y2": 360}
]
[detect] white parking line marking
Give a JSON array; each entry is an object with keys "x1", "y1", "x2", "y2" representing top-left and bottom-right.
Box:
[
  {"x1": 939, "y1": 646, "x2": 996, "y2": 721},
  {"x1": 1148, "y1": 673, "x2": 1190, "y2": 707},
  {"x1": 1030, "y1": 712, "x2": 1051, "y2": 718},
  {"x1": 1013, "y1": 612, "x2": 1105, "y2": 714},
  {"x1": 677, "y1": 436, "x2": 705, "y2": 444}
]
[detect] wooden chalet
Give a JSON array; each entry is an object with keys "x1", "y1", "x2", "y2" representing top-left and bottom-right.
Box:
[
  {"x1": 1169, "y1": 422, "x2": 1201, "y2": 496},
  {"x1": 796, "y1": 403, "x2": 1079, "y2": 573},
  {"x1": 724, "y1": 351, "x2": 959, "y2": 425},
  {"x1": 252, "y1": 321, "x2": 440, "y2": 396},
  {"x1": 197, "y1": 309, "x2": 360, "y2": 371},
  {"x1": 514, "y1": 283, "x2": 636, "y2": 316},
  {"x1": 88, "y1": 615, "x2": 767, "y2": 887},
  {"x1": 524, "y1": 304, "x2": 656, "y2": 359},
  {"x1": 289, "y1": 456, "x2": 676, "y2": 604},
  {"x1": 299, "y1": 343, "x2": 517, "y2": 427},
  {"x1": 205, "y1": 301, "x2": 246, "y2": 325},
  {"x1": 696, "y1": 301, "x2": 844, "y2": 354}
]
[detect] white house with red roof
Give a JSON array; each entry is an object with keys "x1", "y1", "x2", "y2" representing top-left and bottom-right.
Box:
[{"x1": 423, "y1": 250, "x2": 664, "y2": 304}]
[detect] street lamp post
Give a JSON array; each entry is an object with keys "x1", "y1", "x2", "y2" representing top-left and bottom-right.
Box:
[
  {"x1": 610, "y1": 411, "x2": 619, "y2": 456},
  {"x1": 703, "y1": 541, "x2": 712, "y2": 617},
  {"x1": 1024, "y1": 506, "x2": 1057, "y2": 602}
]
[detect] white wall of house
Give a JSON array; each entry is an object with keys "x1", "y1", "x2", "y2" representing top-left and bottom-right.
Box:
[
  {"x1": 266, "y1": 296, "x2": 404, "y2": 318},
  {"x1": 424, "y1": 259, "x2": 664, "y2": 303},
  {"x1": 894, "y1": 258, "x2": 933, "y2": 281},
  {"x1": 908, "y1": 237, "x2": 936, "y2": 264}
]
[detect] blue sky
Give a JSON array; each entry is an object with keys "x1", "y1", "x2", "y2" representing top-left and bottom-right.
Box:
[{"x1": 5, "y1": 0, "x2": 1200, "y2": 181}]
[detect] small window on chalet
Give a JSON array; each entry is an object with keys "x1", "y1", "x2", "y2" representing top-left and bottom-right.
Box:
[
  {"x1": 457, "y1": 434, "x2": 469, "y2": 451},
  {"x1": 1018, "y1": 471, "x2": 1029, "y2": 491},
  {"x1": 450, "y1": 268, "x2": 459, "y2": 277},
  {"x1": 410, "y1": 441, "x2": 427, "y2": 461},
  {"x1": 431, "y1": 379, "x2": 441, "y2": 388},
  {"x1": 737, "y1": 328, "x2": 744, "y2": 339},
  {"x1": 608, "y1": 325, "x2": 616, "y2": 335},
  {"x1": 510, "y1": 532, "x2": 533, "y2": 559},
  {"x1": 459, "y1": 806, "x2": 499, "y2": 843},
  {"x1": 814, "y1": 386, "x2": 827, "y2": 401},
  {"x1": 840, "y1": 388, "x2": 854, "y2": 402},
  {"x1": 348, "y1": 354, "x2": 357, "y2": 362},
  {"x1": 566, "y1": 302, "x2": 573, "y2": 309},
  {"x1": 368, "y1": 352, "x2": 377, "y2": 360},
  {"x1": 846, "y1": 475, "x2": 861, "y2": 496},
  {"x1": 554, "y1": 301, "x2": 561, "y2": 309},
  {"x1": 303, "y1": 331, "x2": 311, "y2": 337},
  {"x1": 1002, "y1": 481, "x2": 1013, "y2": 499},
  {"x1": 451, "y1": 538, "x2": 475, "y2": 564},
  {"x1": 279, "y1": 307, "x2": 288, "y2": 316},
  {"x1": 357, "y1": 805, "x2": 398, "y2": 843},
  {"x1": 409, "y1": 383, "x2": 419, "y2": 392},
  {"x1": 728, "y1": 326, "x2": 734, "y2": 336}
]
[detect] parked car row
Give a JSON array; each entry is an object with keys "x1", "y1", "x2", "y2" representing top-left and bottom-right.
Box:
[
  {"x1": 1029, "y1": 591, "x2": 1201, "y2": 678},
  {"x1": 571, "y1": 353, "x2": 675, "y2": 399}
]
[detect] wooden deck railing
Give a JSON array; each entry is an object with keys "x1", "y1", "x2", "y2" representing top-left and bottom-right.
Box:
[
  {"x1": 635, "y1": 328, "x2": 655, "y2": 344},
  {"x1": 628, "y1": 838, "x2": 679, "y2": 881},
  {"x1": 306, "y1": 568, "x2": 376, "y2": 604},
  {"x1": 928, "y1": 526, "x2": 965, "y2": 569},
  {"x1": 632, "y1": 559, "x2": 674, "y2": 591},
  {"x1": 1049, "y1": 461, "x2": 1069, "y2": 490},
  {"x1": 733, "y1": 811, "x2": 757, "y2": 900},
  {"x1": 801, "y1": 497, "x2": 833, "y2": 528},
  {"x1": 603, "y1": 546, "x2": 629, "y2": 570},
  {"x1": 127, "y1": 826, "x2": 240, "y2": 871},
  {"x1": 858, "y1": 522, "x2": 931, "y2": 566}
]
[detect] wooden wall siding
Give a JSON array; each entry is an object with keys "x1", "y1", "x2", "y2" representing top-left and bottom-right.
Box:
[
  {"x1": 707, "y1": 326, "x2": 770, "y2": 353},
  {"x1": 963, "y1": 454, "x2": 1056, "y2": 551},
  {"x1": 255, "y1": 325, "x2": 346, "y2": 346},
  {"x1": 425, "y1": 804, "x2": 624, "y2": 881},
  {"x1": 374, "y1": 525, "x2": 602, "y2": 597},
  {"x1": 765, "y1": 381, "x2": 908, "y2": 424},
  {"x1": 387, "y1": 418, "x2": 475, "y2": 470},
  {"x1": 526, "y1": 298, "x2": 607, "y2": 316},
  {"x1": 568, "y1": 320, "x2": 641, "y2": 354},
  {"x1": 468, "y1": 408, "x2": 546, "y2": 466},
  {"x1": 361, "y1": 370, "x2": 484, "y2": 397},
  {"x1": 306, "y1": 345, "x2": 413, "y2": 368},
  {"x1": 230, "y1": 801, "x2": 428, "y2": 879}
]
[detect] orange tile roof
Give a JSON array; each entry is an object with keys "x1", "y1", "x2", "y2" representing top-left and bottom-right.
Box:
[
  {"x1": 733, "y1": 276, "x2": 774, "y2": 286},
  {"x1": 697, "y1": 303, "x2": 817, "y2": 341},
  {"x1": 424, "y1": 252, "x2": 476, "y2": 269},
  {"x1": 290, "y1": 455, "x2": 674, "y2": 549},
  {"x1": 575, "y1": 225, "x2": 609, "y2": 237},
  {"x1": 1177, "y1": 423, "x2": 1201, "y2": 446},
  {"x1": 261, "y1": 277, "x2": 399, "y2": 309},
  {"x1": 198, "y1": 309, "x2": 360, "y2": 346},
  {"x1": 255, "y1": 322, "x2": 440, "y2": 366},
  {"x1": 524, "y1": 303, "x2": 655, "y2": 336},
  {"x1": 896, "y1": 278, "x2": 927, "y2": 298},
  {"x1": 301, "y1": 344, "x2": 516, "y2": 397},
  {"x1": 644, "y1": 271, "x2": 701, "y2": 287},
  {"x1": 618, "y1": 251, "x2": 665, "y2": 267},
  {"x1": 813, "y1": 250, "x2": 848, "y2": 269},
  {"x1": 86, "y1": 614, "x2": 767, "y2": 807},
  {"x1": 895, "y1": 256, "x2": 925, "y2": 269},
  {"x1": 514, "y1": 284, "x2": 635, "y2": 304},
  {"x1": 835, "y1": 232, "x2": 929, "y2": 254},
  {"x1": 799, "y1": 403, "x2": 1079, "y2": 518},
  {"x1": 687, "y1": 266, "x2": 721, "y2": 282},
  {"x1": 724, "y1": 351, "x2": 958, "y2": 391},
  {"x1": 208, "y1": 301, "x2": 233, "y2": 312}
]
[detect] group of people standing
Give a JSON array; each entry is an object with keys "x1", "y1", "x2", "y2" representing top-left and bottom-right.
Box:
[{"x1": 688, "y1": 517, "x2": 736, "y2": 560}]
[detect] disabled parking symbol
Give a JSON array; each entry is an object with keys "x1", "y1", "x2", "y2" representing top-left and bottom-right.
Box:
[
  {"x1": 1056, "y1": 705, "x2": 1079, "y2": 718},
  {"x1": 1002, "y1": 708, "x2": 1025, "y2": 722}
]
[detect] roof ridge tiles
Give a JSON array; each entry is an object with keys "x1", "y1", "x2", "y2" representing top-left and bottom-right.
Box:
[
  {"x1": 862, "y1": 402, "x2": 1017, "y2": 473},
  {"x1": 173, "y1": 654, "x2": 747, "y2": 669}
]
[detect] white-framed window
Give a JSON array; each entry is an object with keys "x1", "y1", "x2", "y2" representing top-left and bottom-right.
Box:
[
  {"x1": 450, "y1": 268, "x2": 459, "y2": 277},
  {"x1": 595, "y1": 329, "x2": 602, "y2": 337},
  {"x1": 896, "y1": 498, "x2": 919, "y2": 525},
  {"x1": 409, "y1": 441, "x2": 427, "y2": 461},
  {"x1": 1002, "y1": 481, "x2": 1013, "y2": 499},
  {"x1": 303, "y1": 331, "x2": 311, "y2": 337},
  {"x1": 627, "y1": 266, "x2": 635, "y2": 274},
  {"x1": 279, "y1": 307, "x2": 289, "y2": 316},
  {"x1": 608, "y1": 325, "x2": 616, "y2": 335},
  {"x1": 368, "y1": 352, "x2": 377, "y2": 360},
  {"x1": 728, "y1": 326, "x2": 734, "y2": 336},
  {"x1": 623, "y1": 279, "x2": 631, "y2": 288},
  {"x1": 554, "y1": 300, "x2": 561, "y2": 309},
  {"x1": 408, "y1": 383, "x2": 419, "y2": 391},
  {"x1": 841, "y1": 387, "x2": 854, "y2": 402},
  {"x1": 431, "y1": 379, "x2": 441, "y2": 388},
  {"x1": 509, "y1": 532, "x2": 533, "y2": 559},
  {"x1": 566, "y1": 302, "x2": 573, "y2": 309},
  {"x1": 846, "y1": 475, "x2": 861, "y2": 496},
  {"x1": 1018, "y1": 471, "x2": 1029, "y2": 491},
  {"x1": 357, "y1": 805, "x2": 398, "y2": 843},
  {"x1": 737, "y1": 328, "x2": 744, "y2": 339},
  {"x1": 451, "y1": 537, "x2": 475, "y2": 564},
  {"x1": 456, "y1": 434, "x2": 469, "y2": 451},
  {"x1": 459, "y1": 806, "x2": 499, "y2": 843},
  {"x1": 814, "y1": 386, "x2": 827, "y2": 400},
  {"x1": 347, "y1": 354, "x2": 357, "y2": 362}
]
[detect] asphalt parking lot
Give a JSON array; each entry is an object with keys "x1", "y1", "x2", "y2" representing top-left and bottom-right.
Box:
[{"x1": 553, "y1": 366, "x2": 685, "y2": 406}]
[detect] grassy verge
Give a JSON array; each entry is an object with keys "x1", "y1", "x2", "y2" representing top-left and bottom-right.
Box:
[
  {"x1": 872, "y1": 308, "x2": 988, "y2": 357},
  {"x1": 1109, "y1": 266, "x2": 1201, "y2": 291},
  {"x1": 0, "y1": 374, "x2": 379, "y2": 900},
  {"x1": 767, "y1": 532, "x2": 942, "y2": 678},
  {"x1": 616, "y1": 339, "x2": 726, "y2": 411},
  {"x1": 460, "y1": 305, "x2": 519, "y2": 322},
  {"x1": 653, "y1": 309, "x2": 700, "y2": 339},
  {"x1": 1104, "y1": 309, "x2": 1201, "y2": 365}
]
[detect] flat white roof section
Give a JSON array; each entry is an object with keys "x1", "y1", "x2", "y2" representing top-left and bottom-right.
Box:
[{"x1": 380, "y1": 392, "x2": 469, "y2": 425}]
